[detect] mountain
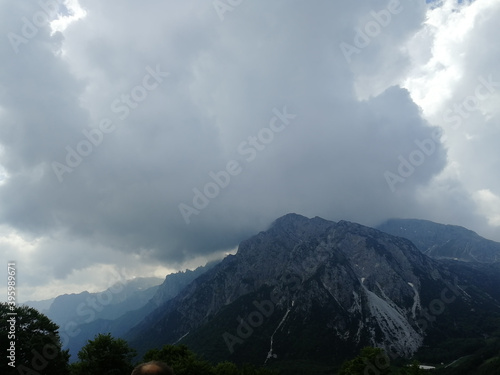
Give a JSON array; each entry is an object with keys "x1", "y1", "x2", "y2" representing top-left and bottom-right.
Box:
[
  {"x1": 22, "y1": 297, "x2": 55, "y2": 314},
  {"x1": 127, "y1": 214, "x2": 500, "y2": 372},
  {"x1": 377, "y1": 218, "x2": 500, "y2": 263},
  {"x1": 38, "y1": 276, "x2": 162, "y2": 360},
  {"x1": 46, "y1": 277, "x2": 163, "y2": 330},
  {"x1": 59, "y1": 264, "x2": 217, "y2": 360},
  {"x1": 149, "y1": 261, "x2": 220, "y2": 308}
]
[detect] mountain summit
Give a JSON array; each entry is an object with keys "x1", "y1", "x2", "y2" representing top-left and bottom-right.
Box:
[{"x1": 127, "y1": 214, "x2": 500, "y2": 368}]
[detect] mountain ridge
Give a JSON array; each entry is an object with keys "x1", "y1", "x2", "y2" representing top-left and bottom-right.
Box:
[
  {"x1": 22, "y1": 214, "x2": 500, "y2": 371},
  {"x1": 126, "y1": 214, "x2": 500, "y2": 369},
  {"x1": 377, "y1": 218, "x2": 500, "y2": 263}
]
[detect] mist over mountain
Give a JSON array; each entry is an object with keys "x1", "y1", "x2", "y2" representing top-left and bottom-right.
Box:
[
  {"x1": 45, "y1": 264, "x2": 218, "y2": 360},
  {"x1": 45, "y1": 277, "x2": 163, "y2": 329},
  {"x1": 22, "y1": 298, "x2": 55, "y2": 315}
]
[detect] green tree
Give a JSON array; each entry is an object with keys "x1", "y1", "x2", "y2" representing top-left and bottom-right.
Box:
[
  {"x1": 399, "y1": 360, "x2": 425, "y2": 375},
  {"x1": 240, "y1": 363, "x2": 278, "y2": 375},
  {"x1": 213, "y1": 361, "x2": 239, "y2": 375},
  {"x1": 0, "y1": 302, "x2": 70, "y2": 375},
  {"x1": 72, "y1": 333, "x2": 136, "y2": 375},
  {"x1": 143, "y1": 344, "x2": 214, "y2": 375},
  {"x1": 143, "y1": 344, "x2": 278, "y2": 375},
  {"x1": 339, "y1": 347, "x2": 391, "y2": 375}
]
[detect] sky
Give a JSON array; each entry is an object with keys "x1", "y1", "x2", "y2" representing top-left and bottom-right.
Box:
[{"x1": 0, "y1": 0, "x2": 499, "y2": 302}]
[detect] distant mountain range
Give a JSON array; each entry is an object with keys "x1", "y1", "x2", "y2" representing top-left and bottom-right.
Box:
[
  {"x1": 48, "y1": 277, "x2": 163, "y2": 325},
  {"x1": 24, "y1": 215, "x2": 500, "y2": 373},
  {"x1": 23, "y1": 297, "x2": 55, "y2": 314},
  {"x1": 23, "y1": 263, "x2": 218, "y2": 360},
  {"x1": 377, "y1": 218, "x2": 500, "y2": 263},
  {"x1": 61, "y1": 263, "x2": 218, "y2": 359}
]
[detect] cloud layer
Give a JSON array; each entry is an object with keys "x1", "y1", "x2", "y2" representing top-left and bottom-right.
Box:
[{"x1": 0, "y1": 0, "x2": 499, "y2": 301}]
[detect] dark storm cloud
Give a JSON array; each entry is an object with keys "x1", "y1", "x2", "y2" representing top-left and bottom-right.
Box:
[
  {"x1": 0, "y1": 0, "x2": 438, "y2": 258},
  {"x1": 0, "y1": 0, "x2": 497, "y2": 299}
]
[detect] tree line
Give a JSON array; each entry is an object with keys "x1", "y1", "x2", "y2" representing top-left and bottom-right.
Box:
[
  {"x1": 2, "y1": 303, "x2": 499, "y2": 374},
  {"x1": 0, "y1": 303, "x2": 277, "y2": 375}
]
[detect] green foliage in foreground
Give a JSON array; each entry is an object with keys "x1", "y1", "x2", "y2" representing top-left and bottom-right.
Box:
[
  {"x1": 5, "y1": 300, "x2": 499, "y2": 375},
  {"x1": 339, "y1": 347, "x2": 392, "y2": 375},
  {"x1": 70, "y1": 338, "x2": 278, "y2": 375},
  {"x1": 0, "y1": 303, "x2": 70, "y2": 375},
  {"x1": 431, "y1": 337, "x2": 500, "y2": 375},
  {"x1": 69, "y1": 333, "x2": 137, "y2": 375},
  {"x1": 143, "y1": 344, "x2": 278, "y2": 375},
  {"x1": 338, "y1": 342, "x2": 500, "y2": 375},
  {"x1": 66, "y1": 335, "x2": 500, "y2": 375}
]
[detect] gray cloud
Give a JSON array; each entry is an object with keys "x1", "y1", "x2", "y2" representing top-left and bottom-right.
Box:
[{"x1": 0, "y1": 0, "x2": 498, "y2": 300}]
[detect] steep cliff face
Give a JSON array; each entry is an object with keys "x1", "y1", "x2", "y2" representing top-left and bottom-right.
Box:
[
  {"x1": 149, "y1": 262, "x2": 219, "y2": 308},
  {"x1": 377, "y1": 218, "x2": 500, "y2": 263},
  {"x1": 128, "y1": 214, "x2": 500, "y2": 366}
]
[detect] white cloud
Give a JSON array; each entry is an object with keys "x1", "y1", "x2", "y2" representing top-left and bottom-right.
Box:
[
  {"x1": 402, "y1": 0, "x2": 500, "y2": 120},
  {"x1": 50, "y1": 0, "x2": 87, "y2": 35},
  {"x1": 474, "y1": 189, "x2": 500, "y2": 227},
  {"x1": 397, "y1": 0, "x2": 500, "y2": 238}
]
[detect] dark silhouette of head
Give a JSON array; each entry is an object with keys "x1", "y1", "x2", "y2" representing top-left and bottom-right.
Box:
[{"x1": 131, "y1": 361, "x2": 175, "y2": 375}]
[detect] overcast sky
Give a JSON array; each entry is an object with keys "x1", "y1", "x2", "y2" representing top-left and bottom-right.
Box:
[{"x1": 1, "y1": 0, "x2": 499, "y2": 302}]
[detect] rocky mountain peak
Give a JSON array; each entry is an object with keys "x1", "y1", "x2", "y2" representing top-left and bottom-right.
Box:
[{"x1": 129, "y1": 214, "x2": 468, "y2": 362}]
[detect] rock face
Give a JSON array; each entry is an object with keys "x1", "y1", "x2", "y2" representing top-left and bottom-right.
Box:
[
  {"x1": 377, "y1": 218, "x2": 500, "y2": 263},
  {"x1": 150, "y1": 263, "x2": 219, "y2": 308},
  {"x1": 128, "y1": 214, "x2": 500, "y2": 366}
]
